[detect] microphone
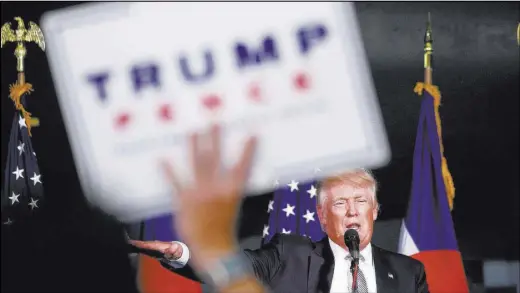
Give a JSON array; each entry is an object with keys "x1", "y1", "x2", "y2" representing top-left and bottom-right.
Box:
[{"x1": 344, "y1": 229, "x2": 360, "y2": 262}]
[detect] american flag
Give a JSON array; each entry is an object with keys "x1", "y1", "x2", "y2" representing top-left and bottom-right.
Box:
[
  {"x1": 1, "y1": 98, "x2": 44, "y2": 226},
  {"x1": 262, "y1": 168, "x2": 325, "y2": 244}
]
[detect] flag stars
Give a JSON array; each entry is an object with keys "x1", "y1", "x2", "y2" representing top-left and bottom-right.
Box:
[
  {"x1": 28, "y1": 198, "x2": 39, "y2": 210},
  {"x1": 18, "y1": 115, "x2": 27, "y2": 129},
  {"x1": 30, "y1": 172, "x2": 42, "y2": 185},
  {"x1": 281, "y1": 228, "x2": 292, "y2": 234},
  {"x1": 9, "y1": 192, "x2": 20, "y2": 205},
  {"x1": 307, "y1": 185, "x2": 317, "y2": 198},
  {"x1": 282, "y1": 203, "x2": 296, "y2": 217},
  {"x1": 287, "y1": 180, "x2": 299, "y2": 192},
  {"x1": 17, "y1": 142, "x2": 25, "y2": 155},
  {"x1": 267, "y1": 200, "x2": 274, "y2": 213},
  {"x1": 12, "y1": 166, "x2": 24, "y2": 180},
  {"x1": 263, "y1": 225, "x2": 269, "y2": 238},
  {"x1": 302, "y1": 209, "x2": 316, "y2": 223}
]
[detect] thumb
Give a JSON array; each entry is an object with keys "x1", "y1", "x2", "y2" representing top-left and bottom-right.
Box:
[{"x1": 165, "y1": 242, "x2": 183, "y2": 259}]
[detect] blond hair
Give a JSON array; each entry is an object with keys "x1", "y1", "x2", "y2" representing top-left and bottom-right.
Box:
[{"x1": 316, "y1": 168, "x2": 379, "y2": 211}]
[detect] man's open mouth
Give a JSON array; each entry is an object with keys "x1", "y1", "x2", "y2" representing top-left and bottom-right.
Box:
[{"x1": 346, "y1": 223, "x2": 360, "y2": 231}]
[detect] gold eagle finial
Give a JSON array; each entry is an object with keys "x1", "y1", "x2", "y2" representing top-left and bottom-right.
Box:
[
  {"x1": 1, "y1": 16, "x2": 45, "y2": 73},
  {"x1": 1, "y1": 16, "x2": 45, "y2": 50}
]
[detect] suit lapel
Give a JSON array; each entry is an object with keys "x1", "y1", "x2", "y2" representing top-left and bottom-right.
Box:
[
  {"x1": 372, "y1": 245, "x2": 399, "y2": 293},
  {"x1": 308, "y1": 237, "x2": 334, "y2": 293}
]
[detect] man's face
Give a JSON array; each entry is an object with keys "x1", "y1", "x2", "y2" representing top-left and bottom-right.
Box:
[{"x1": 317, "y1": 184, "x2": 378, "y2": 251}]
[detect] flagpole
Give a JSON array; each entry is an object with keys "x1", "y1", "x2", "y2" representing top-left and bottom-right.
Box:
[
  {"x1": 423, "y1": 12, "x2": 433, "y2": 85},
  {"x1": 16, "y1": 50, "x2": 26, "y2": 86},
  {"x1": 1, "y1": 16, "x2": 45, "y2": 132},
  {"x1": 415, "y1": 12, "x2": 457, "y2": 211}
]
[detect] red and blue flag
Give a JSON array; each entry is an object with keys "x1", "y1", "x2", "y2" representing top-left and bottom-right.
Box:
[{"x1": 398, "y1": 83, "x2": 469, "y2": 293}]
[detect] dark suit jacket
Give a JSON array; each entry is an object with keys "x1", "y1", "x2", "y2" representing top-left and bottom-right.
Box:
[{"x1": 165, "y1": 233, "x2": 429, "y2": 293}]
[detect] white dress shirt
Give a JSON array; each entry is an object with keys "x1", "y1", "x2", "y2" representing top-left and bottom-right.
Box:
[
  {"x1": 160, "y1": 241, "x2": 190, "y2": 268},
  {"x1": 329, "y1": 239, "x2": 377, "y2": 293}
]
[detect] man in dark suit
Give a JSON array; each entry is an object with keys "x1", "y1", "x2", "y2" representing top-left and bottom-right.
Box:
[{"x1": 131, "y1": 168, "x2": 429, "y2": 293}]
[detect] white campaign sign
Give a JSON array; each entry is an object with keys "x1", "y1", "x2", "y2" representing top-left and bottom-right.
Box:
[{"x1": 41, "y1": 2, "x2": 390, "y2": 222}]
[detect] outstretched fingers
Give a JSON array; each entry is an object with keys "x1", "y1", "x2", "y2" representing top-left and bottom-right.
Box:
[
  {"x1": 232, "y1": 136, "x2": 258, "y2": 190},
  {"x1": 161, "y1": 160, "x2": 182, "y2": 197},
  {"x1": 210, "y1": 124, "x2": 222, "y2": 175},
  {"x1": 192, "y1": 125, "x2": 222, "y2": 181}
]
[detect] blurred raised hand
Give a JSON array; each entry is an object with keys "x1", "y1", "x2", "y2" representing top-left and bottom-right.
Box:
[{"x1": 161, "y1": 124, "x2": 257, "y2": 270}]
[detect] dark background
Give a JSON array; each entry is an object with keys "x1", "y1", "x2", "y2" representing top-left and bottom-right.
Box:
[{"x1": 1, "y1": 1, "x2": 519, "y2": 292}]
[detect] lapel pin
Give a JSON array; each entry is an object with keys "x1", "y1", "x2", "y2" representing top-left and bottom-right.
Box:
[{"x1": 388, "y1": 273, "x2": 394, "y2": 279}]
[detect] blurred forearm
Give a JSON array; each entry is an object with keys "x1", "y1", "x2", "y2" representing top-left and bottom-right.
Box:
[
  {"x1": 192, "y1": 246, "x2": 268, "y2": 293},
  {"x1": 219, "y1": 276, "x2": 266, "y2": 293}
]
